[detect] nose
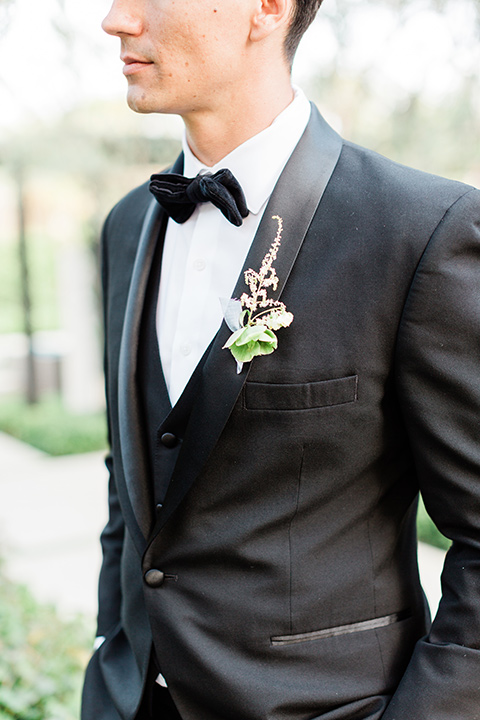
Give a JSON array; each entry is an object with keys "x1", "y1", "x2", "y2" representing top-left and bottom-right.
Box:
[{"x1": 102, "y1": 0, "x2": 142, "y2": 37}]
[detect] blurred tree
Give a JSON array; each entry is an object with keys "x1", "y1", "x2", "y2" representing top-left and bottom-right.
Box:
[
  {"x1": 15, "y1": 161, "x2": 38, "y2": 404},
  {"x1": 0, "y1": 105, "x2": 180, "y2": 406},
  {"x1": 303, "y1": 0, "x2": 479, "y2": 183}
]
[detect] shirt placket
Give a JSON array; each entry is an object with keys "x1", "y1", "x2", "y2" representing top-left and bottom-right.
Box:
[{"x1": 169, "y1": 205, "x2": 221, "y2": 403}]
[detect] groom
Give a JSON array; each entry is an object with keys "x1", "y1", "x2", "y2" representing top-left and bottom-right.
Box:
[{"x1": 82, "y1": 1, "x2": 480, "y2": 719}]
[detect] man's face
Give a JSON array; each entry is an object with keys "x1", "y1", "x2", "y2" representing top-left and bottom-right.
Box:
[{"x1": 102, "y1": 0, "x2": 254, "y2": 117}]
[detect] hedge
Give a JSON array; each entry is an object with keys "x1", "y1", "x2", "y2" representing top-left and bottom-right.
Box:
[
  {"x1": 0, "y1": 567, "x2": 92, "y2": 720},
  {"x1": 0, "y1": 395, "x2": 106, "y2": 456}
]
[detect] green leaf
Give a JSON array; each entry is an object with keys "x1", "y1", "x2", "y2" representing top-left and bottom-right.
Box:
[
  {"x1": 228, "y1": 341, "x2": 258, "y2": 363},
  {"x1": 256, "y1": 339, "x2": 277, "y2": 355},
  {"x1": 222, "y1": 327, "x2": 246, "y2": 348},
  {"x1": 237, "y1": 324, "x2": 268, "y2": 344},
  {"x1": 226, "y1": 328, "x2": 278, "y2": 363}
]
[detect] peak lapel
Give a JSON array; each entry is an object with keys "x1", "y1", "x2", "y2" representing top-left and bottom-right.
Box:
[{"x1": 152, "y1": 106, "x2": 343, "y2": 533}]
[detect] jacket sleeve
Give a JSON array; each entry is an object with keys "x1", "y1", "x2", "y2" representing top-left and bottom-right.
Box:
[
  {"x1": 96, "y1": 213, "x2": 125, "y2": 638},
  {"x1": 385, "y1": 187, "x2": 480, "y2": 718}
]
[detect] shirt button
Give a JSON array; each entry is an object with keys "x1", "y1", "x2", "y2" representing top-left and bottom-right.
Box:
[
  {"x1": 144, "y1": 569, "x2": 165, "y2": 588},
  {"x1": 180, "y1": 343, "x2": 191, "y2": 356},
  {"x1": 193, "y1": 258, "x2": 206, "y2": 271}
]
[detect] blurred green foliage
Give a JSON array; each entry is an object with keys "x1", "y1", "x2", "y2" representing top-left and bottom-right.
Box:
[
  {"x1": 0, "y1": 567, "x2": 92, "y2": 720},
  {"x1": 417, "y1": 496, "x2": 451, "y2": 551},
  {"x1": 0, "y1": 395, "x2": 107, "y2": 455}
]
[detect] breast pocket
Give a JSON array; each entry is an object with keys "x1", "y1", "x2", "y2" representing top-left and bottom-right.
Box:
[{"x1": 244, "y1": 375, "x2": 358, "y2": 411}]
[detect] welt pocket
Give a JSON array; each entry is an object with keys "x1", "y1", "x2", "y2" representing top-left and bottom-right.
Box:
[
  {"x1": 270, "y1": 609, "x2": 411, "y2": 646},
  {"x1": 245, "y1": 375, "x2": 358, "y2": 411}
]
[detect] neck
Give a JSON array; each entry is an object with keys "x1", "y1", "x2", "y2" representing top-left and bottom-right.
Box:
[{"x1": 182, "y1": 79, "x2": 294, "y2": 167}]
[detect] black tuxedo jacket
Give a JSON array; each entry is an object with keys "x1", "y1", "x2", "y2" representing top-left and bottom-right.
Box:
[{"x1": 82, "y1": 106, "x2": 480, "y2": 720}]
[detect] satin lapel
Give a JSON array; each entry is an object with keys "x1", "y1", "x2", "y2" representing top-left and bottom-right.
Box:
[
  {"x1": 117, "y1": 198, "x2": 164, "y2": 548},
  {"x1": 117, "y1": 156, "x2": 184, "y2": 550},
  {"x1": 153, "y1": 106, "x2": 343, "y2": 533}
]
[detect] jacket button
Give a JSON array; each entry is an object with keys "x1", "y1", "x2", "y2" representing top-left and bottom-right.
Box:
[
  {"x1": 144, "y1": 569, "x2": 165, "y2": 588},
  {"x1": 161, "y1": 432, "x2": 178, "y2": 448}
]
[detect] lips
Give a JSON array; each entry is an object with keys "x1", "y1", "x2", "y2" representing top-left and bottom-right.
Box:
[{"x1": 121, "y1": 54, "x2": 153, "y2": 75}]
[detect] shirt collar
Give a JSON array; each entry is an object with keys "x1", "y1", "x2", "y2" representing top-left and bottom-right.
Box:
[{"x1": 182, "y1": 87, "x2": 311, "y2": 215}]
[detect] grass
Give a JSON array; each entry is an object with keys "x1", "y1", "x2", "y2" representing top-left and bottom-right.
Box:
[{"x1": 0, "y1": 395, "x2": 107, "y2": 456}]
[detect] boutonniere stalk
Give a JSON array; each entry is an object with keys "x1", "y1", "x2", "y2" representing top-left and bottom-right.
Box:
[{"x1": 223, "y1": 215, "x2": 294, "y2": 372}]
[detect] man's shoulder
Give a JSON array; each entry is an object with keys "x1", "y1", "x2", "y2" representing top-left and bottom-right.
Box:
[
  {"x1": 336, "y1": 138, "x2": 477, "y2": 214},
  {"x1": 312, "y1": 124, "x2": 479, "y2": 255},
  {"x1": 100, "y1": 181, "x2": 158, "y2": 285}
]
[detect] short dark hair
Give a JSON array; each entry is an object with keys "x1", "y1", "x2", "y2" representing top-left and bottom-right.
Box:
[{"x1": 284, "y1": 0, "x2": 324, "y2": 65}]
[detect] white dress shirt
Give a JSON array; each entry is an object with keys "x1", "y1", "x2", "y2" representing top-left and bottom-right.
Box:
[{"x1": 157, "y1": 87, "x2": 311, "y2": 407}]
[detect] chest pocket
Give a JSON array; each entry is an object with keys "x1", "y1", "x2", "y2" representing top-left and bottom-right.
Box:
[{"x1": 244, "y1": 374, "x2": 358, "y2": 411}]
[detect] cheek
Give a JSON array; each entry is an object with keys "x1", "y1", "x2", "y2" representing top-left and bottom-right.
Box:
[{"x1": 147, "y1": 7, "x2": 246, "y2": 81}]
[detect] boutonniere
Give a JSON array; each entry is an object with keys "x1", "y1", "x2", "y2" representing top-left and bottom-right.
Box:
[{"x1": 222, "y1": 215, "x2": 294, "y2": 373}]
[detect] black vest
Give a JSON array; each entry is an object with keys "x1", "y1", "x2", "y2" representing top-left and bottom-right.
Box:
[{"x1": 137, "y1": 235, "x2": 211, "y2": 512}]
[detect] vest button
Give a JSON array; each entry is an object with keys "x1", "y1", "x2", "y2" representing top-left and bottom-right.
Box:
[
  {"x1": 144, "y1": 569, "x2": 165, "y2": 588},
  {"x1": 161, "y1": 432, "x2": 178, "y2": 448}
]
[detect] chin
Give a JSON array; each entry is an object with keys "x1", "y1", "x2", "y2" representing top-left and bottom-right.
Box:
[
  {"x1": 126, "y1": 90, "x2": 155, "y2": 114},
  {"x1": 126, "y1": 81, "x2": 189, "y2": 116},
  {"x1": 127, "y1": 90, "x2": 179, "y2": 116}
]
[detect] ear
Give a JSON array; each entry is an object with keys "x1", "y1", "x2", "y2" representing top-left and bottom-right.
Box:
[{"x1": 249, "y1": 0, "x2": 293, "y2": 43}]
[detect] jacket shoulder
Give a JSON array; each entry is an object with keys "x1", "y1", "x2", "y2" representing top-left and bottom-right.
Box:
[
  {"x1": 338, "y1": 140, "x2": 477, "y2": 214},
  {"x1": 100, "y1": 181, "x2": 159, "y2": 309},
  {"x1": 317, "y1": 137, "x2": 479, "y2": 279}
]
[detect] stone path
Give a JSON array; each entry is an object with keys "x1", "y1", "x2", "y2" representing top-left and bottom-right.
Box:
[
  {"x1": 0, "y1": 432, "x2": 446, "y2": 619},
  {"x1": 0, "y1": 432, "x2": 107, "y2": 618}
]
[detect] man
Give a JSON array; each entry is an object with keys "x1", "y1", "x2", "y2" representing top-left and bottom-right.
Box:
[{"x1": 82, "y1": 0, "x2": 480, "y2": 718}]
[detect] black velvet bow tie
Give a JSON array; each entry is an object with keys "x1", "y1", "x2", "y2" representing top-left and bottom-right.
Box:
[{"x1": 149, "y1": 168, "x2": 249, "y2": 227}]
